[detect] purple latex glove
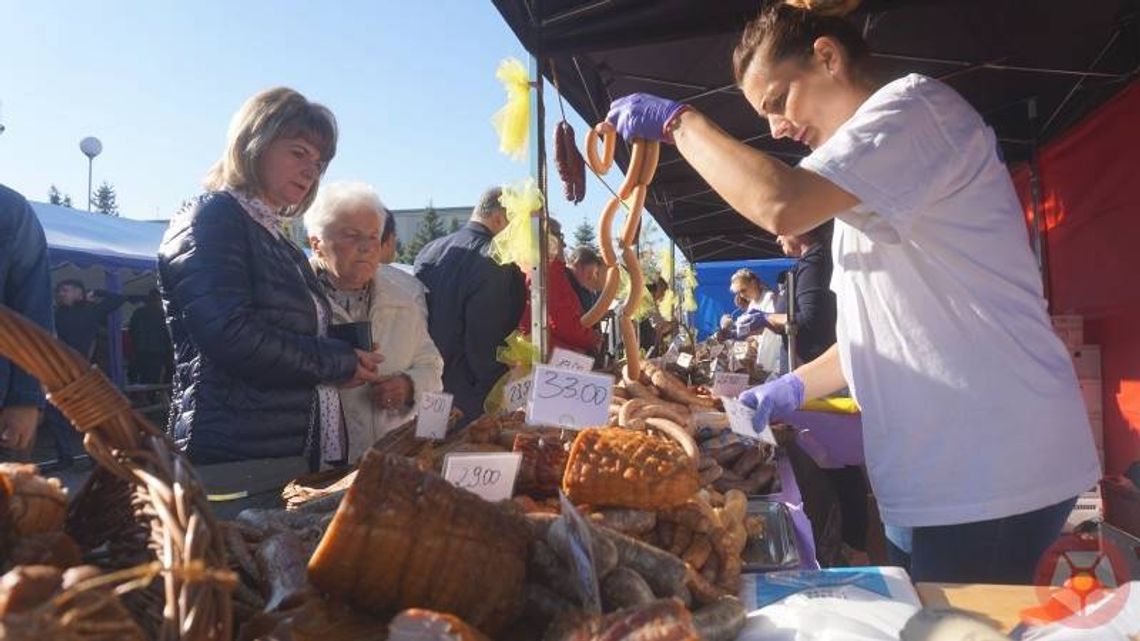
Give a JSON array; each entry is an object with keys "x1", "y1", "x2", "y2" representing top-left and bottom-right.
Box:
[
  {"x1": 738, "y1": 372, "x2": 806, "y2": 434},
  {"x1": 733, "y1": 309, "x2": 769, "y2": 339},
  {"x1": 606, "y1": 93, "x2": 687, "y2": 143}
]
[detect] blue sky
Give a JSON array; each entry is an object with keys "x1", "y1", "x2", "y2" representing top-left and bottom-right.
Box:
[{"x1": 0, "y1": 1, "x2": 625, "y2": 239}]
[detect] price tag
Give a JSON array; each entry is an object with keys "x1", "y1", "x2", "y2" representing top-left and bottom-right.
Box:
[
  {"x1": 442, "y1": 452, "x2": 522, "y2": 502},
  {"x1": 721, "y1": 397, "x2": 776, "y2": 446},
  {"x1": 733, "y1": 341, "x2": 751, "y2": 361},
  {"x1": 676, "y1": 352, "x2": 694, "y2": 369},
  {"x1": 526, "y1": 364, "x2": 613, "y2": 429},
  {"x1": 414, "y1": 391, "x2": 453, "y2": 440},
  {"x1": 550, "y1": 347, "x2": 594, "y2": 372},
  {"x1": 502, "y1": 375, "x2": 533, "y2": 413},
  {"x1": 712, "y1": 373, "x2": 750, "y2": 398}
]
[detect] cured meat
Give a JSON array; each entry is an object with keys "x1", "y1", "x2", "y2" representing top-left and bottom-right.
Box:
[
  {"x1": 562, "y1": 428, "x2": 698, "y2": 511},
  {"x1": 308, "y1": 452, "x2": 529, "y2": 636},
  {"x1": 555, "y1": 120, "x2": 587, "y2": 204}
]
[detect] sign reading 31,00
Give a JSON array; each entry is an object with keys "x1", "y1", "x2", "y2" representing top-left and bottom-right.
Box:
[{"x1": 526, "y1": 364, "x2": 613, "y2": 429}]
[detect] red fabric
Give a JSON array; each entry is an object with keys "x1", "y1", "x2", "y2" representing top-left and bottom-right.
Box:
[
  {"x1": 518, "y1": 258, "x2": 598, "y2": 356},
  {"x1": 1011, "y1": 80, "x2": 1140, "y2": 475}
]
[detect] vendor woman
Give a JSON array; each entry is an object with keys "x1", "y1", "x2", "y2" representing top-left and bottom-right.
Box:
[{"x1": 605, "y1": 3, "x2": 1098, "y2": 583}]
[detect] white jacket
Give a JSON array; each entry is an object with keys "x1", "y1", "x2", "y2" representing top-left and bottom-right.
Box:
[{"x1": 324, "y1": 263, "x2": 444, "y2": 463}]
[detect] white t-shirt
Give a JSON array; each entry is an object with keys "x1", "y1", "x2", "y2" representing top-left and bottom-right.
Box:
[{"x1": 800, "y1": 74, "x2": 1099, "y2": 528}]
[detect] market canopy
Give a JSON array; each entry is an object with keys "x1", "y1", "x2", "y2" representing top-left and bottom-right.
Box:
[
  {"x1": 492, "y1": 0, "x2": 1139, "y2": 261},
  {"x1": 31, "y1": 202, "x2": 167, "y2": 273}
]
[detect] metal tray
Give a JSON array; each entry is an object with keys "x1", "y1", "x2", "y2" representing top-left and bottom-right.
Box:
[{"x1": 742, "y1": 499, "x2": 800, "y2": 572}]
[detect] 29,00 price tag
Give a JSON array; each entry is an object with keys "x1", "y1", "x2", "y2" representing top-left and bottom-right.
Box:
[
  {"x1": 415, "y1": 391, "x2": 453, "y2": 440},
  {"x1": 526, "y1": 365, "x2": 613, "y2": 429},
  {"x1": 502, "y1": 375, "x2": 533, "y2": 413},
  {"x1": 442, "y1": 452, "x2": 522, "y2": 502},
  {"x1": 711, "y1": 373, "x2": 750, "y2": 399},
  {"x1": 549, "y1": 347, "x2": 594, "y2": 372}
]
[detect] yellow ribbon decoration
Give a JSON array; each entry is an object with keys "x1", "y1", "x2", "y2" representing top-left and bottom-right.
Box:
[
  {"x1": 483, "y1": 331, "x2": 540, "y2": 416},
  {"x1": 491, "y1": 58, "x2": 530, "y2": 161},
  {"x1": 490, "y1": 178, "x2": 542, "y2": 268},
  {"x1": 680, "y1": 265, "x2": 698, "y2": 312},
  {"x1": 659, "y1": 289, "x2": 677, "y2": 322}
]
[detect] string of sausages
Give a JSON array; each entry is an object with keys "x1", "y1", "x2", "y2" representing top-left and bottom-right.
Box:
[{"x1": 579, "y1": 122, "x2": 661, "y2": 381}]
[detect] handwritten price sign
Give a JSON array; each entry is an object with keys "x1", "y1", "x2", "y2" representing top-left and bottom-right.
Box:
[
  {"x1": 442, "y1": 452, "x2": 522, "y2": 502},
  {"x1": 712, "y1": 373, "x2": 750, "y2": 398},
  {"x1": 550, "y1": 347, "x2": 595, "y2": 372},
  {"x1": 501, "y1": 375, "x2": 533, "y2": 413},
  {"x1": 721, "y1": 397, "x2": 776, "y2": 446},
  {"x1": 415, "y1": 391, "x2": 453, "y2": 440},
  {"x1": 526, "y1": 365, "x2": 613, "y2": 429}
]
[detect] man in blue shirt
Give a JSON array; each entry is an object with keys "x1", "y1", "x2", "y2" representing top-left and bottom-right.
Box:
[{"x1": 0, "y1": 185, "x2": 54, "y2": 458}]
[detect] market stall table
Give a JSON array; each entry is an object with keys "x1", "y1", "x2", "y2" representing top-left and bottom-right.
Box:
[{"x1": 916, "y1": 583, "x2": 1040, "y2": 634}]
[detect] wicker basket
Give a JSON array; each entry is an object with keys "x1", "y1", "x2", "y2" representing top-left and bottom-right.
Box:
[{"x1": 0, "y1": 306, "x2": 234, "y2": 640}]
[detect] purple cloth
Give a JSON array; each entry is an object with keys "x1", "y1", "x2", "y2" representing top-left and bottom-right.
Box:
[
  {"x1": 789, "y1": 410, "x2": 865, "y2": 469},
  {"x1": 772, "y1": 453, "x2": 821, "y2": 570}
]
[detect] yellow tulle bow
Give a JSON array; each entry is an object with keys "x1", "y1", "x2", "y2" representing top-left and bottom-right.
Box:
[
  {"x1": 491, "y1": 58, "x2": 530, "y2": 161},
  {"x1": 483, "y1": 331, "x2": 540, "y2": 415},
  {"x1": 660, "y1": 289, "x2": 677, "y2": 322},
  {"x1": 680, "y1": 265, "x2": 698, "y2": 312},
  {"x1": 490, "y1": 178, "x2": 542, "y2": 268}
]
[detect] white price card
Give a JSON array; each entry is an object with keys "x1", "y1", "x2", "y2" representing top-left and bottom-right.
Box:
[
  {"x1": 526, "y1": 364, "x2": 613, "y2": 429},
  {"x1": 414, "y1": 391, "x2": 453, "y2": 440},
  {"x1": 712, "y1": 373, "x2": 750, "y2": 398},
  {"x1": 442, "y1": 452, "x2": 522, "y2": 502},
  {"x1": 676, "y1": 352, "x2": 694, "y2": 369},
  {"x1": 732, "y1": 341, "x2": 751, "y2": 361},
  {"x1": 501, "y1": 375, "x2": 533, "y2": 413},
  {"x1": 550, "y1": 347, "x2": 594, "y2": 372},
  {"x1": 721, "y1": 397, "x2": 776, "y2": 446}
]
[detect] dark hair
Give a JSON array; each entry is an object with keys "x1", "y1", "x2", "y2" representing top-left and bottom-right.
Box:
[
  {"x1": 649, "y1": 276, "x2": 669, "y2": 295},
  {"x1": 733, "y1": 3, "x2": 869, "y2": 84},
  {"x1": 381, "y1": 208, "x2": 397, "y2": 243},
  {"x1": 56, "y1": 279, "x2": 86, "y2": 293},
  {"x1": 569, "y1": 245, "x2": 602, "y2": 267}
]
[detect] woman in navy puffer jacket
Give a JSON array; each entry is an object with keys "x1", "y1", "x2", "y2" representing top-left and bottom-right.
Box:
[{"x1": 158, "y1": 88, "x2": 383, "y2": 485}]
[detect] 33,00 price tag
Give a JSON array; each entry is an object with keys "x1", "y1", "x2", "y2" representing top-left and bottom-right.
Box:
[
  {"x1": 712, "y1": 373, "x2": 750, "y2": 398},
  {"x1": 501, "y1": 375, "x2": 533, "y2": 413},
  {"x1": 415, "y1": 391, "x2": 453, "y2": 440},
  {"x1": 526, "y1": 364, "x2": 613, "y2": 429},
  {"x1": 550, "y1": 347, "x2": 594, "y2": 372},
  {"x1": 442, "y1": 452, "x2": 522, "y2": 502}
]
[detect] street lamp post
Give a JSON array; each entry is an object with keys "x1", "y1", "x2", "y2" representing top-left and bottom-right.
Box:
[{"x1": 79, "y1": 136, "x2": 103, "y2": 211}]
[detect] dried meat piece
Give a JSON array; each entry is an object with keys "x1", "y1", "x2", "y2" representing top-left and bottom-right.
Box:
[{"x1": 562, "y1": 428, "x2": 698, "y2": 511}]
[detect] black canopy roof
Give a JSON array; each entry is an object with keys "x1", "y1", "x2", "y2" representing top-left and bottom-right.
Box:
[{"x1": 492, "y1": 0, "x2": 1139, "y2": 261}]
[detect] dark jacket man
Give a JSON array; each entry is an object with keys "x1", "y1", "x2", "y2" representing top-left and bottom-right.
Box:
[
  {"x1": 0, "y1": 185, "x2": 54, "y2": 452},
  {"x1": 414, "y1": 189, "x2": 525, "y2": 424}
]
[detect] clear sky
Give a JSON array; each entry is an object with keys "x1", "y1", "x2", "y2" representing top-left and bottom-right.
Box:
[{"x1": 0, "y1": 0, "x2": 628, "y2": 241}]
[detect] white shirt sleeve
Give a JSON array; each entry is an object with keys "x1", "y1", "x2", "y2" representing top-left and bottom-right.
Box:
[{"x1": 799, "y1": 75, "x2": 987, "y2": 231}]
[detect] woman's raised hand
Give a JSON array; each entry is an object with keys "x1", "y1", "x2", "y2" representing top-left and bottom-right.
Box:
[{"x1": 341, "y1": 349, "x2": 385, "y2": 389}]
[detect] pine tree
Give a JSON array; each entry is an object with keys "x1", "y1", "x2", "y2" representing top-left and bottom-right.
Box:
[
  {"x1": 48, "y1": 185, "x2": 74, "y2": 208},
  {"x1": 448, "y1": 216, "x2": 461, "y2": 233},
  {"x1": 572, "y1": 219, "x2": 597, "y2": 250},
  {"x1": 92, "y1": 181, "x2": 119, "y2": 216},
  {"x1": 400, "y1": 203, "x2": 447, "y2": 264}
]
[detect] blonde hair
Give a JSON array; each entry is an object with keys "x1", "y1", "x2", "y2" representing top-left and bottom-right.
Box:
[
  {"x1": 204, "y1": 87, "x2": 337, "y2": 217},
  {"x1": 730, "y1": 268, "x2": 761, "y2": 291}
]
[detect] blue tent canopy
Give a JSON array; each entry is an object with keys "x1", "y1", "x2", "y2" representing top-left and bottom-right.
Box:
[
  {"x1": 31, "y1": 202, "x2": 167, "y2": 272},
  {"x1": 692, "y1": 258, "x2": 796, "y2": 339}
]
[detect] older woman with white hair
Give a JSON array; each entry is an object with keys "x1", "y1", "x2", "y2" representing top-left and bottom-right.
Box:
[{"x1": 306, "y1": 181, "x2": 444, "y2": 462}]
